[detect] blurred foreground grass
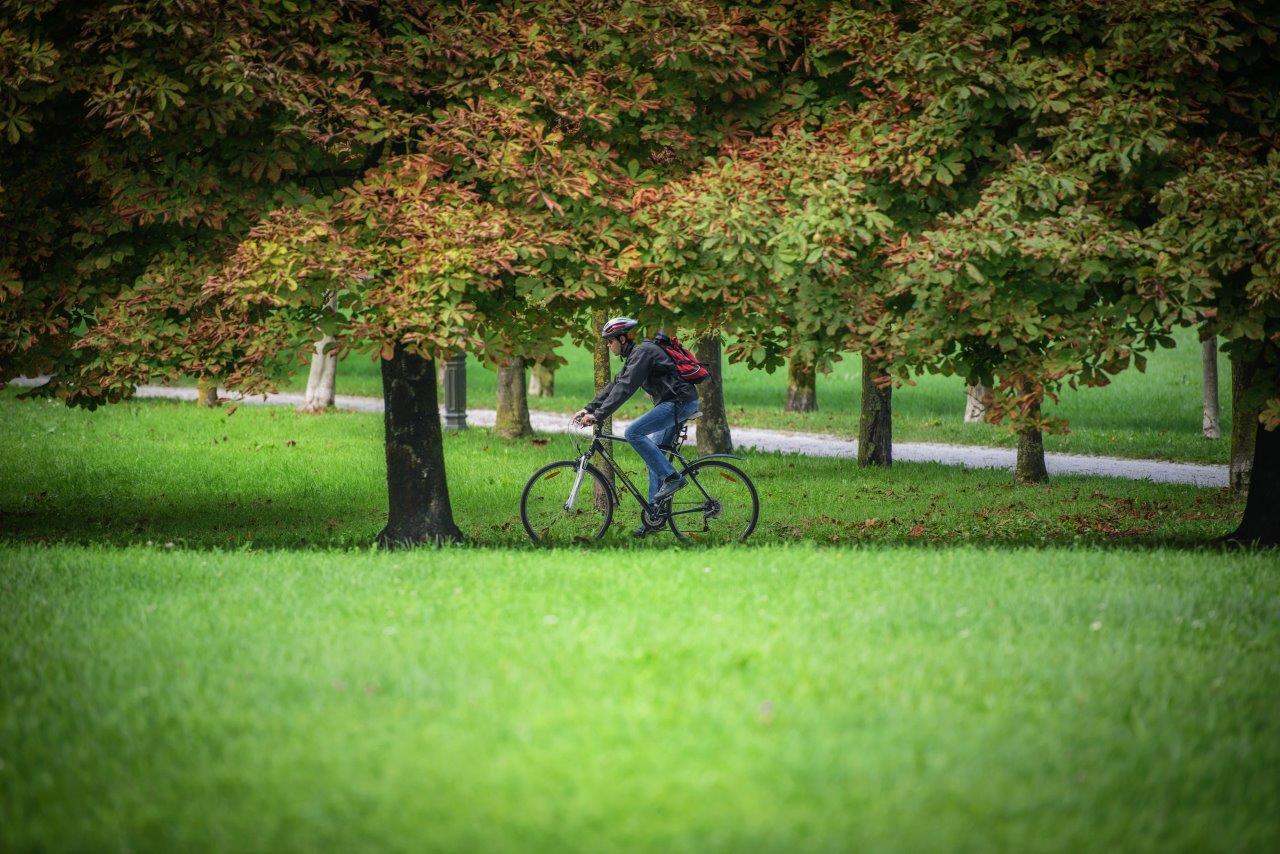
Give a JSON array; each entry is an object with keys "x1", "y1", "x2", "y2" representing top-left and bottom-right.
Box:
[{"x1": 1, "y1": 544, "x2": 1277, "y2": 851}]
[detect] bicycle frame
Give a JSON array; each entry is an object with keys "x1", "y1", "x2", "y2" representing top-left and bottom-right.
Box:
[{"x1": 569, "y1": 423, "x2": 742, "y2": 522}]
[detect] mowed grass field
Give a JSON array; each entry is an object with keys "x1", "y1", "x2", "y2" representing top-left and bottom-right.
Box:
[
  {"x1": 0, "y1": 393, "x2": 1242, "y2": 548},
  {"x1": 2, "y1": 394, "x2": 1274, "y2": 851},
  {"x1": 2, "y1": 545, "x2": 1278, "y2": 851},
  {"x1": 269, "y1": 326, "x2": 1231, "y2": 463}
]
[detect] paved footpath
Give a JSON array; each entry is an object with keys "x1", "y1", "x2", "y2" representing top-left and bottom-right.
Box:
[
  {"x1": 11, "y1": 380, "x2": 1228, "y2": 487},
  {"x1": 122, "y1": 386, "x2": 1228, "y2": 486}
]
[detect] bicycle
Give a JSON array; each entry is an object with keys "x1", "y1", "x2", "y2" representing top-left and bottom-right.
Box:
[{"x1": 519, "y1": 412, "x2": 759, "y2": 545}]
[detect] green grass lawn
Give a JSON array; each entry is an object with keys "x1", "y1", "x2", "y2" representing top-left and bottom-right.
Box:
[
  {"x1": 268, "y1": 326, "x2": 1230, "y2": 464},
  {"x1": 2, "y1": 544, "x2": 1278, "y2": 851},
  {"x1": 0, "y1": 394, "x2": 1243, "y2": 549},
  {"x1": 1, "y1": 392, "x2": 1273, "y2": 850}
]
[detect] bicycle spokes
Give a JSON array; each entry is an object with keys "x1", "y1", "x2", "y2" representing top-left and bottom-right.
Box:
[
  {"x1": 667, "y1": 460, "x2": 759, "y2": 543},
  {"x1": 520, "y1": 460, "x2": 613, "y2": 543}
]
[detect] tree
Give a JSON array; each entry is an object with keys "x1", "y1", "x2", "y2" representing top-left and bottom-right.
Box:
[
  {"x1": 635, "y1": 122, "x2": 897, "y2": 464},
  {"x1": 495, "y1": 358, "x2": 535, "y2": 439},
  {"x1": 883, "y1": 170, "x2": 1161, "y2": 484},
  {"x1": 4, "y1": 2, "x2": 788, "y2": 546},
  {"x1": 378, "y1": 342, "x2": 461, "y2": 546},
  {"x1": 1202, "y1": 336, "x2": 1221, "y2": 440},
  {"x1": 823, "y1": 2, "x2": 1215, "y2": 485},
  {"x1": 1156, "y1": 153, "x2": 1280, "y2": 545},
  {"x1": 964, "y1": 383, "x2": 989, "y2": 423},
  {"x1": 529, "y1": 359, "x2": 556, "y2": 397},
  {"x1": 299, "y1": 292, "x2": 339, "y2": 414},
  {"x1": 0, "y1": 0, "x2": 368, "y2": 389},
  {"x1": 695, "y1": 335, "x2": 733, "y2": 454},
  {"x1": 858, "y1": 365, "x2": 892, "y2": 467},
  {"x1": 1144, "y1": 0, "x2": 1280, "y2": 544},
  {"x1": 1229, "y1": 353, "x2": 1260, "y2": 493},
  {"x1": 298, "y1": 338, "x2": 338, "y2": 414},
  {"x1": 785, "y1": 354, "x2": 817, "y2": 412},
  {"x1": 9, "y1": 0, "x2": 1276, "y2": 546}
]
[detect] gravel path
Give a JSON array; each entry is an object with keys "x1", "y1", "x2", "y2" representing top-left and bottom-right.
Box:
[{"x1": 11, "y1": 380, "x2": 1229, "y2": 487}]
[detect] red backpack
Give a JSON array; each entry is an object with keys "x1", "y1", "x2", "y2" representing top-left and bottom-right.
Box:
[{"x1": 652, "y1": 332, "x2": 710, "y2": 384}]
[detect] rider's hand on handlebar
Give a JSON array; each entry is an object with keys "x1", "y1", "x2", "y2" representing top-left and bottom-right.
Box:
[{"x1": 573, "y1": 409, "x2": 597, "y2": 426}]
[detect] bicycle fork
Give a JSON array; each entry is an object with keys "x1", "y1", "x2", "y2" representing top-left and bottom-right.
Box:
[{"x1": 564, "y1": 455, "x2": 590, "y2": 511}]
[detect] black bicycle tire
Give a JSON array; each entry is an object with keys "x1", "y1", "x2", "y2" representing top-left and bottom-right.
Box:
[
  {"x1": 666, "y1": 459, "x2": 759, "y2": 543},
  {"x1": 520, "y1": 460, "x2": 615, "y2": 544}
]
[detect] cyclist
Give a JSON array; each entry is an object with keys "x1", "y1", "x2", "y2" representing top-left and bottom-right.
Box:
[{"x1": 574, "y1": 316, "x2": 701, "y2": 527}]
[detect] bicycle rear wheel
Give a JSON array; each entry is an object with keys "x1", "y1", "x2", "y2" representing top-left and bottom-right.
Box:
[
  {"x1": 667, "y1": 459, "x2": 759, "y2": 544},
  {"x1": 521, "y1": 460, "x2": 613, "y2": 544}
]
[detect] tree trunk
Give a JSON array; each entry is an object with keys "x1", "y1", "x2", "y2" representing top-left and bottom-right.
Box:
[
  {"x1": 591, "y1": 310, "x2": 615, "y2": 511},
  {"x1": 1202, "y1": 337, "x2": 1221, "y2": 439},
  {"x1": 376, "y1": 343, "x2": 462, "y2": 548},
  {"x1": 1230, "y1": 351, "x2": 1259, "y2": 492},
  {"x1": 1015, "y1": 382, "x2": 1049, "y2": 484},
  {"x1": 858, "y1": 359, "x2": 892, "y2": 467},
  {"x1": 494, "y1": 357, "x2": 534, "y2": 438},
  {"x1": 785, "y1": 355, "x2": 817, "y2": 412},
  {"x1": 529, "y1": 360, "x2": 556, "y2": 397},
  {"x1": 196, "y1": 380, "x2": 219, "y2": 408},
  {"x1": 298, "y1": 334, "x2": 338, "y2": 413},
  {"x1": 1226, "y1": 421, "x2": 1279, "y2": 546},
  {"x1": 964, "y1": 383, "x2": 988, "y2": 423},
  {"x1": 695, "y1": 336, "x2": 733, "y2": 454},
  {"x1": 299, "y1": 291, "x2": 338, "y2": 413}
]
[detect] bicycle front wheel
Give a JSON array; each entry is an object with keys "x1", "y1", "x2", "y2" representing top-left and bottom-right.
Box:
[
  {"x1": 667, "y1": 459, "x2": 759, "y2": 544},
  {"x1": 521, "y1": 460, "x2": 614, "y2": 544}
]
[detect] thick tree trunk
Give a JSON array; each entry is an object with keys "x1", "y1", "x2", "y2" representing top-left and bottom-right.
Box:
[
  {"x1": 196, "y1": 380, "x2": 219, "y2": 408},
  {"x1": 858, "y1": 359, "x2": 892, "y2": 467},
  {"x1": 1226, "y1": 421, "x2": 1279, "y2": 546},
  {"x1": 1202, "y1": 337, "x2": 1221, "y2": 439},
  {"x1": 591, "y1": 310, "x2": 616, "y2": 511},
  {"x1": 1015, "y1": 382, "x2": 1049, "y2": 484},
  {"x1": 298, "y1": 334, "x2": 338, "y2": 413},
  {"x1": 376, "y1": 343, "x2": 462, "y2": 547},
  {"x1": 529, "y1": 360, "x2": 556, "y2": 397},
  {"x1": 1230, "y1": 352, "x2": 1259, "y2": 492},
  {"x1": 785, "y1": 355, "x2": 817, "y2": 412},
  {"x1": 964, "y1": 383, "x2": 988, "y2": 423},
  {"x1": 695, "y1": 336, "x2": 733, "y2": 454},
  {"x1": 494, "y1": 357, "x2": 534, "y2": 438}
]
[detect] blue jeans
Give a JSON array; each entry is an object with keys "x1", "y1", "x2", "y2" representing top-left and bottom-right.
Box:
[{"x1": 624, "y1": 399, "x2": 702, "y2": 502}]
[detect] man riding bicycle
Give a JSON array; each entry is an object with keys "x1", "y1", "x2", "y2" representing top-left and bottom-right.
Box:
[{"x1": 574, "y1": 317, "x2": 701, "y2": 529}]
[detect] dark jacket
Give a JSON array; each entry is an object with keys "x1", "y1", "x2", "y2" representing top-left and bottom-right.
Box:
[{"x1": 586, "y1": 339, "x2": 698, "y2": 421}]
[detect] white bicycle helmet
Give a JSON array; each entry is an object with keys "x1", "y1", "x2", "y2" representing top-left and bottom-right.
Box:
[{"x1": 600, "y1": 316, "x2": 639, "y2": 339}]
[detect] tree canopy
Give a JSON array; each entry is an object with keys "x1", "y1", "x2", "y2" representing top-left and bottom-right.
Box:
[{"x1": 2, "y1": 0, "x2": 1277, "y2": 543}]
